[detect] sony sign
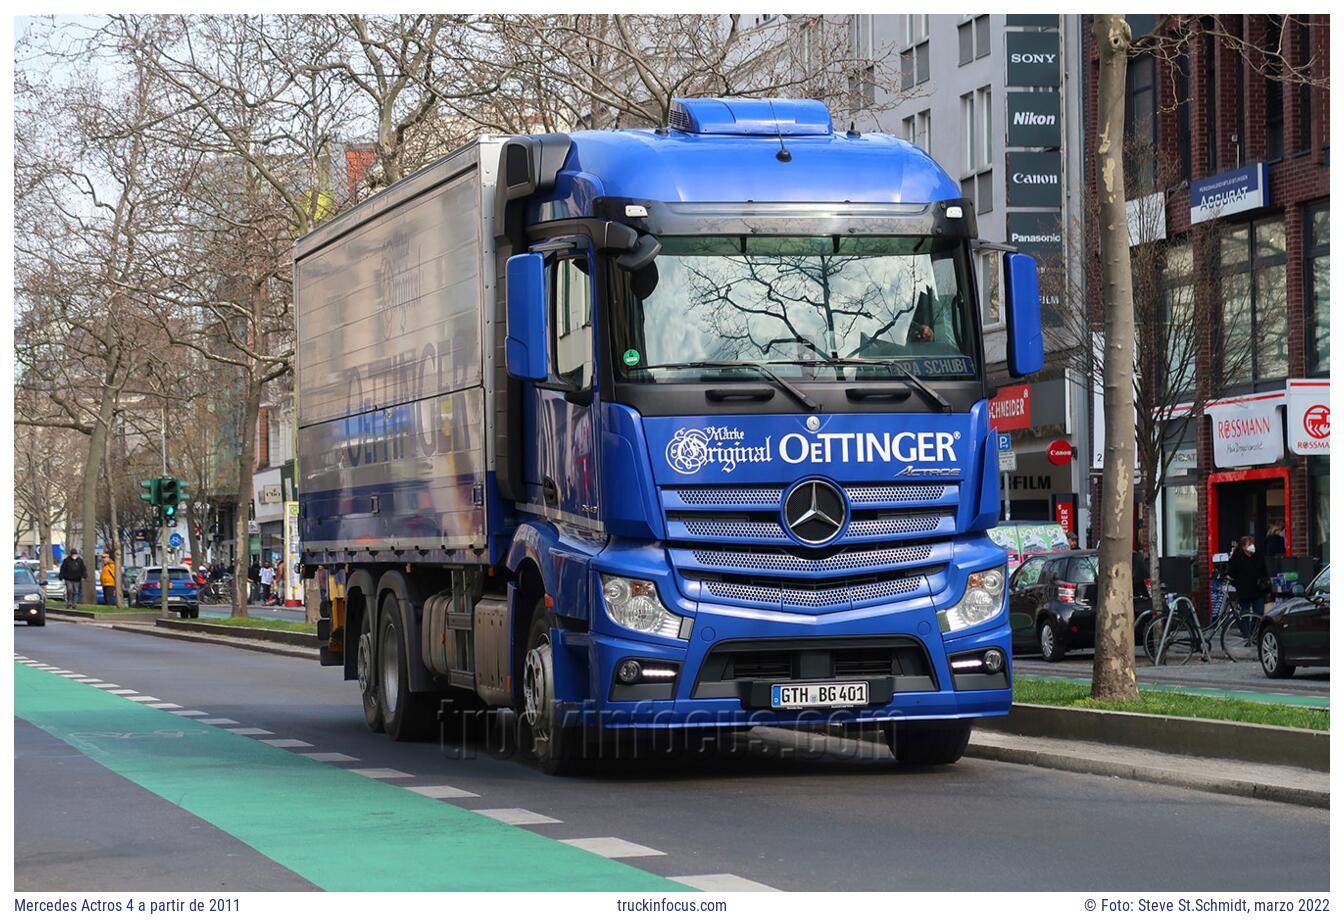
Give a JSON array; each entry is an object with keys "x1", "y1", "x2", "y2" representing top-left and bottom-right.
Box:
[
  {"x1": 1006, "y1": 92, "x2": 1061, "y2": 147},
  {"x1": 1006, "y1": 151, "x2": 1062, "y2": 207},
  {"x1": 1006, "y1": 31, "x2": 1062, "y2": 87}
]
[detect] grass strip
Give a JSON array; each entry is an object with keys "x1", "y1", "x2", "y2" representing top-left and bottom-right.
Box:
[{"x1": 1014, "y1": 675, "x2": 1329, "y2": 731}]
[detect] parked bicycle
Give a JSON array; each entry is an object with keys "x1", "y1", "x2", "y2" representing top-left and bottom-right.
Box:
[
  {"x1": 1143, "y1": 577, "x2": 1260, "y2": 664},
  {"x1": 199, "y1": 575, "x2": 234, "y2": 605}
]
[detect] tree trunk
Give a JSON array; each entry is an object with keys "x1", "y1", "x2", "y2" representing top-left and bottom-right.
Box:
[
  {"x1": 232, "y1": 379, "x2": 262, "y2": 617},
  {"x1": 102, "y1": 441, "x2": 125, "y2": 608},
  {"x1": 1091, "y1": 14, "x2": 1139, "y2": 701},
  {"x1": 186, "y1": 499, "x2": 201, "y2": 575},
  {"x1": 79, "y1": 386, "x2": 115, "y2": 605}
]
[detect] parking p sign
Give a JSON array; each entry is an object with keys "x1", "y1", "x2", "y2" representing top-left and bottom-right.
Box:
[{"x1": 996, "y1": 433, "x2": 1012, "y2": 452}]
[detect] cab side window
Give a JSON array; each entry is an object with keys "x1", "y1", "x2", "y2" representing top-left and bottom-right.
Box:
[{"x1": 550, "y1": 257, "x2": 593, "y2": 388}]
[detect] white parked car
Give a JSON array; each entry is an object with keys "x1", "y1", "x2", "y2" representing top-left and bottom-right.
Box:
[{"x1": 44, "y1": 568, "x2": 65, "y2": 601}]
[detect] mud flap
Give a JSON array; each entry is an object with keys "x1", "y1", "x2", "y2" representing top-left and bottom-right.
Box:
[{"x1": 550, "y1": 626, "x2": 589, "y2": 731}]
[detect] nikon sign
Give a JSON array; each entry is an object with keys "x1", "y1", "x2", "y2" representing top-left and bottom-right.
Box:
[
  {"x1": 1006, "y1": 151, "x2": 1062, "y2": 207},
  {"x1": 1006, "y1": 32, "x2": 1061, "y2": 87},
  {"x1": 1006, "y1": 92, "x2": 1061, "y2": 148}
]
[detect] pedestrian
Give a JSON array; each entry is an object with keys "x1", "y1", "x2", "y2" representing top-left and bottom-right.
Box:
[
  {"x1": 1227, "y1": 535, "x2": 1270, "y2": 639},
  {"x1": 248, "y1": 556, "x2": 261, "y2": 603},
  {"x1": 99, "y1": 553, "x2": 117, "y2": 606},
  {"x1": 1066, "y1": 531, "x2": 1080, "y2": 550},
  {"x1": 59, "y1": 549, "x2": 86, "y2": 605},
  {"x1": 259, "y1": 558, "x2": 276, "y2": 604},
  {"x1": 1263, "y1": 522, "x2": 1287, "y2": 559}
]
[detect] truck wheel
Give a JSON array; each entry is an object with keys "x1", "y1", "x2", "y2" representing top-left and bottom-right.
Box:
[
  {"x1": 377, "y1": 593, "x2": 436, "y2": 741},
  {"x1": 522, "y1": 604, "x2": 587, "y2": 775},
  {"x1": 885, "y1": 720, "x2": 973, "y2": 766},
  {"x1": 357, "y1": 602, "x2": 384, "y2": 733}
]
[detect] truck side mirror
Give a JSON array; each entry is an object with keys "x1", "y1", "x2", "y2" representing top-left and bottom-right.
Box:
[
  {"x1": 1003, "y1": 252, "x2": 1044, "y2": 378},
  {"x1": 505, "y1": 253, "x2": 549, "y2": 381}
]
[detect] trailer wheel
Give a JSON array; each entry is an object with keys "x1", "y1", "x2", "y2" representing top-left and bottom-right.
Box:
[
  {"x1": 522, "y1": 604, "x2": 588, "y2": 775},
  {"x1": 357, "y1": 600, "x2": 384, "y2": 733},
  {"x1": 378, "y1": 593, "x2": 436, "y2": 741},
  {"x1": 884, "y1": 720, "x2": 973, "y2": 766}
]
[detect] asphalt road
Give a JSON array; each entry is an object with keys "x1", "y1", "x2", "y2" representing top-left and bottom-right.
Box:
[{"x1": 14, "y1": 620, "x2": 1330, "y2": 892}]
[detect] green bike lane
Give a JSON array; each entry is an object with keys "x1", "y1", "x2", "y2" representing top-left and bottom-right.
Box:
[{"x1": 14, "y1": 663, "x2": 688, "y2": 892}]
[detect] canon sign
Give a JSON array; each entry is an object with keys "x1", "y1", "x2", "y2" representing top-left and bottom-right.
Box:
[{"x1": 1006, "y1": 151, "x2": 1062, "y2": 207}]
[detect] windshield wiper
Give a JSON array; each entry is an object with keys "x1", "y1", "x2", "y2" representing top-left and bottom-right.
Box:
[
  {"x1": 641, "y1": 361, "x2": 818, "y2": 410},
  {"x1": 783, "y1": 358, "x2": 953, "y2": 412}
]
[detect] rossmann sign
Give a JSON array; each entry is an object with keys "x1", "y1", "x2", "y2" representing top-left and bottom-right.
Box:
[{"x1": 1204, "y1": 393, "x2": 1284, "y2": 468}]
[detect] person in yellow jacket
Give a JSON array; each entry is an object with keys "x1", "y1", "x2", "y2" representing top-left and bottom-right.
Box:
[{"x1": 99, "y1": 554, "x2": 117, "y2": 606}]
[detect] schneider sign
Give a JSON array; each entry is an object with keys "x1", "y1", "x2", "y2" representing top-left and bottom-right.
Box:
[{"x1": 1190, "y1": 163, "x2": 1269, "y2": 224}]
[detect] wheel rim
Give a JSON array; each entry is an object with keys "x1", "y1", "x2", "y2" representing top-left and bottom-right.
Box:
[
  {"x1": 1260, "y1": 630, "x2": 1280, "y2": 672},
  {"x1": 523, "y1": 637, "x2": 552, "y2": 744},
  {"x1": 1040, "y1": 624, "x2": 1054, "y2": 657},
  {"x1": 357, "y1": 630, "x2": 374, "y2": 694},
  {"x1": 381, "y1": 619, "x2": 400, "y2": 715}
]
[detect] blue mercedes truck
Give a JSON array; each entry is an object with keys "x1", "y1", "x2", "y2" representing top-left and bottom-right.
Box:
[{"x1": 295, "y1": 97, "x2": 1044, "y2": 773}]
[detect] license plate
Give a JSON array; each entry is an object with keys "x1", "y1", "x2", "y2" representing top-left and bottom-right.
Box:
[{"x1": 771, "y1": 681, "x2": 869, "y2": 709}]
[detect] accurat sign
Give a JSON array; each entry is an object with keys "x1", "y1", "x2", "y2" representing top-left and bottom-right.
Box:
[
  {"x1": 1006, "y1": 151, "x2": 1062, "y2": 207},
  {"x1": 1006, "y1": 92, "x2": 1061, "y2": 147},
  {"x1": 1190, "y1": 163, "x2": 1269, "y2": 224},
  {"x1": 989, "y1": 384, "x2": 1032, "y2": 432},
  {"x1": 1205, "y1": 394, "x2": 1285, "y2": 468},
  {"x1": 1286, "y1": 379, "x2": 1330, "y2": 455},
  {"x1": 1006, "y1": 31, "x2": 1061, "y2": 87}
]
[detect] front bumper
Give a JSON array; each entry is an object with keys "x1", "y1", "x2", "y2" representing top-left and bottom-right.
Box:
[
  {"x1": 558, "y1": 590, "x2": 1011, "y2": 730},
  {"x1": 14, "y1": 600, "x2": 44, "y2": 619},
  {"x1": 136, "y1": 594, "x2": 199, "y2": 611}
]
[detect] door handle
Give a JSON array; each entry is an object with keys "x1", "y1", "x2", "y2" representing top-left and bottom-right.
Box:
[{"x1": 541, "y1": 477, "x2": 558, "y2": 504}]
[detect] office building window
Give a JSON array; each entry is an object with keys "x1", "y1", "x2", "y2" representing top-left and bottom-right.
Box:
[
  {"x1": 902, "y1": 109, "x2": 931, "y2": 151},
  {"x1": 1203, "y1": 26, "x2": 1217, "y2": 173},
  {"x1": 1219, "y1": 217, "x2": 1288, "y2": 385},
  {"x1": 1161, "y1": 242, "x2": 1196, "y2": 395},
  {"x1": 1296, "y1": 17, "x2": 1313, "y2": 153},
  {"x1": 849, "y1": 16, "x2": 877, "y2": 108},
  {"x1": 961, "y1": 88, "x2": 993, "y2": 214},
  {"x1": 961, "y1": 91, "x2": 978, "y2": 174},
  {"x1": 1306, "y1": 201, "x2": 1329, "y2": 375},
  {"x1": 975, "y1": 15, "x2": 990, "y2": 59},
  {"x1": 901, "y1": 15, "x2": 930, "y2": 88},
  {"x1": 1125, "y1": 53, "x2": 1157, "y2": 192},
  {"x1": 958, "y1": 14, "x2": 991, "y2": 65},
  {"x1": 1265, "y1": 17, "x2": 1285, "y2": 161},
  {"x1": 1162, "y1": 484, "x2": 1198, "y2": 556},
  {"x1": 1175, "y1": 48, "x2": 1192, "y2": 180}
]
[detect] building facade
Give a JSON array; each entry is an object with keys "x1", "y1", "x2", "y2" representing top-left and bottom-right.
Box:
[
  {"x1": 1081, "y1": 15, "x2": 1330, "y2": 585},
  {"x1": 850, "y1": 14, "x2": 1093, "y2": 537}
]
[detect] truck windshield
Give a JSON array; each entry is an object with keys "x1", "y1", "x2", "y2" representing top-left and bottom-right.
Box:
[{"x1": 612, "y1": 235, "x2": 978, "y2": 382}]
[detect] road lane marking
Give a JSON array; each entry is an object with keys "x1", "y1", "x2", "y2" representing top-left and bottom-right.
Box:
[
  {"x1": 15, "y1": 663, "x2": 687, "y2": 893},
  {"x1": 669, "y1": 874, "x2": 779, "y2": 892},
  {"x1": 145, "y1": 703, "x2": 182, "y2": 709},
  {"x1": 472, "y1": 808, "x2": 561, "y2": 826},
  {"x1": 261, "y1": 739, "x2": 314, "y2": 749},
  {"x1": 74, "y1": 678, "x2": 103, "y2": 683},
  {"x1": 302, "y1": 753, "x2": 359, "y2": 763},
  {"x1": 562, "y1": 838, "x2": 666, "y2": 859},
  {"x1": 127, "y1": 696, "x2": 160, "y2": 702},
  {"x1": 348, "y1": 768, "x2": 413, "y2": 779},
  {"x1": 107, "y1": 689, "x2": 139, "y2": 695},
  {"x1": 171, "y1": 711, "x2": 210, "y2": 717},
  {"x1": 403, "y1": 785, "x2": 477, "y2": 799},
  {"x1": 91, "y1": 683, "x2": 119, "y2": 688},
  {"x1": 226, "y1": 728, "x2": 273, "y2": 735},
  {"x1": 196, "y1": 718, "x2": 239, "y2": 725},
  {"x1": 63, "y1": 673, "x2": 88, "y2": 678}
]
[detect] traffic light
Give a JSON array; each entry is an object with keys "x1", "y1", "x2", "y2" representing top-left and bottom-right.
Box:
[
  {"x1": 139, "y1": 478, "x2": 161, "y2": 507},
  {"x1": 160, "y1": 477, "x2": 180, "y2": 525}
]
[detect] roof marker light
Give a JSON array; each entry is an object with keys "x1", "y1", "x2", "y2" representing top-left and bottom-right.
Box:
[
  {"x1": 946, "y1": 205, "x2": 964, "y2": 219},
  {"x1": 625, "y1": 204, "x2": 649, "y2": 218}
]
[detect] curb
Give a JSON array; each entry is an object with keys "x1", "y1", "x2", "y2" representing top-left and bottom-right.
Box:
[
  {"x1": 964, "y1": 740, "x2": 1328, "y2": 809},
  {"x1": 989, "y1": 704, "x2": 1329, "y2": 772},
  {"x1": 46, "y1": 606, "x2": 162, "y2": 624},
  {"x1": 48, "y1": 613, "x2": 319, "y2": 661},
  {"x1": 152, "y1": 617, "x2": 319, "y2": 649}
]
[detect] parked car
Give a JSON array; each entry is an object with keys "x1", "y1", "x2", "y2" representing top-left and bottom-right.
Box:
[
  {"x1": 1009, "y1": 550, "x2": 1152, "y2": 661},
  {"x1": 1259, "y1": 565, "x2": 1329, "y2": 679},
  {"x1": 122, "y1": 565, "x2": 144, "y2": 603},
  {"x1": 133, "y1": 566, "x2": 200, "y2": 618},
  {"x1": 44, "y1": 568, "x2": 65, "y2": 601},
  {"x1": 13, "y1": 563, "x2": 45, "y2": 627},
  {"x1": 988, "y1": 521, "x2": 1071, "y2": 571}
]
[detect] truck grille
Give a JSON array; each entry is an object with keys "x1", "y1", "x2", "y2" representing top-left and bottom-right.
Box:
[
  {"x1": 693, "y1": 637, "x2": 937, "y2": 697},
  {"x1": 661, "y1": 481, "x2": 957, "y2": 613}
]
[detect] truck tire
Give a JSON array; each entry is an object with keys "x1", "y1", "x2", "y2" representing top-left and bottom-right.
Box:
[
  {"x1": 522, "y1": 604, "x2": 588, "y2": 775},
  {"x1": 377, "y1": 593, "x2": 436, "y2": 741},
  {"x1": 885, "y1": 719, "x2": 973, "y2": 766},
  {"x1": 357, "y1": 601, "x2": 384, "y2": 733}
]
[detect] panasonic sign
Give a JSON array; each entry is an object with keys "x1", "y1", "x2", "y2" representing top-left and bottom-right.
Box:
[{"x1": 1006, "y1": 92, "x2": 1062, "y2": 147}]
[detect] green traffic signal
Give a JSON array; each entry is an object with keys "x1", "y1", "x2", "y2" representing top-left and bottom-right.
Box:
[{"x1": 160, "y1": 476, "x2": 180, "y2": 522}]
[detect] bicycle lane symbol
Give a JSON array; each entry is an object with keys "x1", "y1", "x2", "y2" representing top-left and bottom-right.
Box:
[{"x1": 68, "y1": 728, "x2": 209, "y2": 756}]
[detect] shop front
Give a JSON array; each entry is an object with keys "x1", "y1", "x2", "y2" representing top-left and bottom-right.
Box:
[{"x1": 989, "y1": 375, "x2": 1088, "y2": 536}]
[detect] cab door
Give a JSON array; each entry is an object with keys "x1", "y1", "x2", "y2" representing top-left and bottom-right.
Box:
[{"x1": 521, "y1": 243, "x2": 601, "y2": 534}]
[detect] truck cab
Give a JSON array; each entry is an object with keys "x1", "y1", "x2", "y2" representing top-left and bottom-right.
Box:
[{"x1": 297, "y1": 97, "x2": 1043, "y2": 773}]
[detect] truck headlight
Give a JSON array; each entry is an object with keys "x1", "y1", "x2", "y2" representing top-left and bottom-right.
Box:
[
  {"x1": 938, "y1": 566, "x2": 1006, "y2": 633},
  {"x1": 601, "y1": 576, "x2": 683, "y2": 639},
  {"x1": 23, "y1": 593, "x2": 41, "y2": 602}
]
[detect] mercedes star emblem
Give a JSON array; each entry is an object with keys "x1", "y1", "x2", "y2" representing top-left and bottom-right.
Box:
[{"x1": 782, "y1": 479, "x2": 847, "y2": 545}]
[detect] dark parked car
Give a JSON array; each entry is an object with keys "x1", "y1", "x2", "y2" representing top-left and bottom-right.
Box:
[
  {"x1": 1009, "y1": 551, "x2": 1152, "y2": 661},
  {"x1": 133, "y1": 565, "x2": 200, "y2": 618},
  {"x1": 122, "y1": 565, "x2": 143, "y2": 602},
  {"x1": 1259, "y1": 565, "x2": 1329, "y2": 678},
  {"x1": 13, "y1": 563, "x2": 46, "y2": 626}
]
